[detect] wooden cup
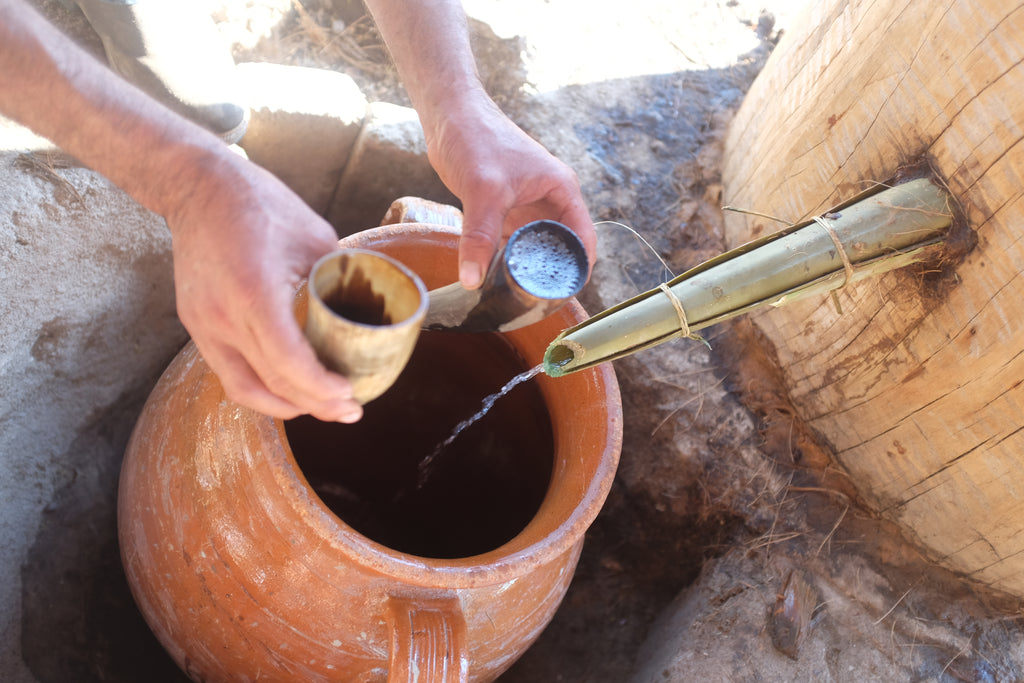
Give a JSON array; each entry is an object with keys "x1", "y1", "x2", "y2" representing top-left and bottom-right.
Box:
[{"x1": 305, "y1": 249, "x2": 428, "y2": 404}]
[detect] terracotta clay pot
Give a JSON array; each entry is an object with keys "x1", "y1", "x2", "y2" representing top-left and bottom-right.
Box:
[{"x1": 118, "y1": 223, "x2": 623, "y2": 683}]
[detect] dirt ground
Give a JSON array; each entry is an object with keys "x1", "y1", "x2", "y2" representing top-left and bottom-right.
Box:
[{"x1": 13, "y1": 0, "x2": 1024, "y2": 681}]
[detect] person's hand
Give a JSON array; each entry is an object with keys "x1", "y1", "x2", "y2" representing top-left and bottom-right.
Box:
[
  {"x1": 425, "y1": 93, "x2": 597, "y2": 289},
  {"x1": 0, "y1": 0, "x2": 362, "y2": 421},
  {"x1": 359, "y1": 0, "x2": 593, "y2": 288},
  {"x1": 166, "y1": 154, "x2": 363, "y2": 423}
]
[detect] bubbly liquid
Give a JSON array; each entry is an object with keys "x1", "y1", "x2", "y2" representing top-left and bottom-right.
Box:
[
  {"x1": 285, "y1": 331, "x2": 553, "y2": 559},
  {"x1": 507, "y1": 230, "x2": 585, "y2": 298}
]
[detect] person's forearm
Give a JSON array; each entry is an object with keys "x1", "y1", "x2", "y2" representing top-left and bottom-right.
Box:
[
  {"x1": 361, "y1": 0, "x2": 597, "y2": 291},
  {"x1": 0, "y1": 0, "x2": 231, "y2": 221},
  {"x1": 0, "y1": 0, "x2": 365, "y2": 422},
  {"x1": 362, "y1": 0, "x2": 493, "y2": 137}
]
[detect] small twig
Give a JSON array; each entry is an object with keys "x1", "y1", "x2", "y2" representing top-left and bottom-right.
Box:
[
  {"x1": 761, "y1": 474, "x2": 794, "y2": 563},
  {"x1": 746, "y1": 531, "x2": 802, "y2": 551},
  {"x1": 721, "y1": 205, "x2": 791, "y2": 225},
  {"x1": 650, "y1": 396, "x2": 696, "y2": 436},
  {"x1": 595, "y1": 220, "x2": 677, "y2": 279},
  {"x1": 745, "y1": 456, "x2": 780, "y2": 510},
  {"x1": 16, "y1": 152, "x2": 87, "y2": 208},
  {"x1": 938, "y1": 641, "x2": 973, "y2": 678},
  {"x1": 787, "y1": 485, "x2": 852, "y2": 505},
  {"x1": 874, "y1": 585, "x2": 914, "y2": 625},
  {"x1": 650, "y1": 376, "x2": 725, "y2": 435},
  {"x1": 815, "y1": 504, "x2": 848, "y2": 557}
]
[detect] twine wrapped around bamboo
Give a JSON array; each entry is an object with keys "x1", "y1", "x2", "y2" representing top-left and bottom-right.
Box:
[{"x1": 544, "y1": 178, "x2": 951, "y2": 377}]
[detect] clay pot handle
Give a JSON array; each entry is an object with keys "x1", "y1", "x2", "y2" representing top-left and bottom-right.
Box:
[{"x1": 386, "y1": 596, "x2": 468, "y2": 682}]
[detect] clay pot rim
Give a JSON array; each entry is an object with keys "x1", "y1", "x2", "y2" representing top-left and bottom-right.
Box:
[
  {"x1": 273, "y1": 222, "x2": 623, "y2": 590},
  {"x1": 269, "y1": 359, "x2": 621, "y2": 590}
]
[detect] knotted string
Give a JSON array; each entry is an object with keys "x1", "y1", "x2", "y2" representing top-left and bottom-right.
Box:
[
  {"x1": 658, "y1": 282, "x2": 691, "y2": 337},
  {"x1": 812, "y1": 214, "x2": 855, "y2": 314},
  {"x1": 812, "y1": 214, "x2": 855, "y2": 288}
]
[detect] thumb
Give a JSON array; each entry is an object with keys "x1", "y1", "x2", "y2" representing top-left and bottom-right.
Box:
[{"x1": 457, "y1": 206, "x2": 506, "y2": 289}]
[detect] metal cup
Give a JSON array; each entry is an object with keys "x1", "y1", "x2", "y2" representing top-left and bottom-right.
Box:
[
  {"x1": 423, "y1": 220, "x2": 590, "y2": 333},
  {"x1": 305, "y1": 249, "x2": 428, "y2": 404}
]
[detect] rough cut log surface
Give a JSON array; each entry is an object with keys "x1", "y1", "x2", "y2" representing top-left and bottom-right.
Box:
[{"x1": 721, "y1": 0, "x2": 1024, "y2": 597}]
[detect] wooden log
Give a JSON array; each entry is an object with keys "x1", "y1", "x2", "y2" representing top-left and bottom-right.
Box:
[{"x1": 721, "y1": 0, "x2": 1024, "y2": 597}]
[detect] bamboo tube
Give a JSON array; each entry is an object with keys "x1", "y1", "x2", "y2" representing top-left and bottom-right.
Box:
[{"x1": 544, "y1": 178, "x2": 952, "y2": 377}]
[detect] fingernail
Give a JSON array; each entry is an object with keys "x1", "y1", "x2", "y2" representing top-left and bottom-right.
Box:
[
  {"x1": 460, "y1": 261, "x2": 482, "y2": 289},
  {"x1": 338, "y1": 406, "x2": 363, "y2": 423}
]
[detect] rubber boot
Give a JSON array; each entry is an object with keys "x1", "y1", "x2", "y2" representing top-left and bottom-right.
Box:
[{"x1": 74, "y1": 0, "x2": 249, "y2": 143}]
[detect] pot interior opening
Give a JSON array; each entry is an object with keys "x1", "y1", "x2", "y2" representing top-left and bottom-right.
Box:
[{"x1": 285, "y1": 329, "x2": 554, "y2": 559}]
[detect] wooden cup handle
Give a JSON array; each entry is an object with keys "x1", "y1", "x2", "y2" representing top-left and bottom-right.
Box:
[{"x1": 386, "y1": 596, "x2": 468, "y2": 682}]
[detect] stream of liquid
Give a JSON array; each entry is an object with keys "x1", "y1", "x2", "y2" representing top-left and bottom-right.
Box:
[
  {"x1": 285, "y1": 331, "x2": 553, "y2": 559},
  {"x1": 416, "y1": 363, "x2": 545, "y2": 488}
]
